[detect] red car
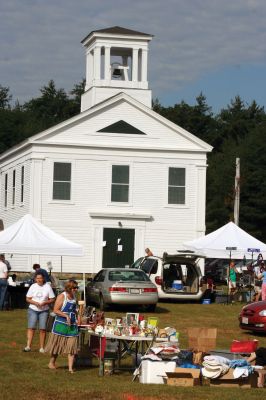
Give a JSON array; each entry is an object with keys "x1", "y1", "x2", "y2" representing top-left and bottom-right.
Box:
[{"x1": 239, "y1": 301, "x2": 266, "y2": 333}]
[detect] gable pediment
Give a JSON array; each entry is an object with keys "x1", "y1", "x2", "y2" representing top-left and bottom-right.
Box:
[
  {"x1": 97, "y1": 120, "x2": 146, "y2": 135},
  {"x1": 0, "y1": 93, "x2": 212, "y2": 161}
]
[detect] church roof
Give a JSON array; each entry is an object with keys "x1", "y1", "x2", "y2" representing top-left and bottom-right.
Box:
[{"x1": 81, "y1": 26, "x2": 152, "y2": 43}]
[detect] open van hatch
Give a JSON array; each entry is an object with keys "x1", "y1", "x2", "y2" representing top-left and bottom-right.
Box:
[{"x1": 162, "y1": 262, "x2": 199, "y2": 294}]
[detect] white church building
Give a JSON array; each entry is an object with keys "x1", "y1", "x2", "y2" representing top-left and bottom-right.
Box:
[{"x1": 0, "y1": 26, "x2": 212, "y2": 273}]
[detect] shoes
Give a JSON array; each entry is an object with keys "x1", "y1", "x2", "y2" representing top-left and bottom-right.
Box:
[
  {"x1": 39, "y1": 348, "x2": 45, "y2": 353},
  {"x1": 23, "y1": 347, "x2": 31, "y2": 352}
]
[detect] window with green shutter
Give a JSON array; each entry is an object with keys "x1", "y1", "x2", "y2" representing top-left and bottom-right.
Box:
[
  {"x1": 168, "y1": 167, "x2": 185, "y2": 204},
  {"x1": 111, "y1": 165, "x2": 129, "y2": 202},
  {"x1": 53, "y1": 162, "x2": 71, "y2": 200}
]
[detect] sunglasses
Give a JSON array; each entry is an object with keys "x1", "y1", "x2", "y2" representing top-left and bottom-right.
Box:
[{"x1": 73, "y1": 286, "x2": 79, "y2": 289}]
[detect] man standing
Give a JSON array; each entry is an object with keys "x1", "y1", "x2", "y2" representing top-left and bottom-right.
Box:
[
  {"x1": 0, "y1": 257, "x2": 8, "y2": 310},
  {"x1": 32, "y1": 263, "x2": 50, "y2": 284},
  {"x1": 0, "y1": 254, "x2": 11, "y2": 272}
]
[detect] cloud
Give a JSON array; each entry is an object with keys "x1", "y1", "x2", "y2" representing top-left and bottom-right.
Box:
[{"x1": 0, "y1": 0, "x2": 266, "y2": 105}]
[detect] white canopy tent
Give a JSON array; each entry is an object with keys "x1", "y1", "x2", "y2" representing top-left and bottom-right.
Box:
[
  {"x1": 0, "y1": 214, "x2": 84, "y2": 256},
  {"x1": 183, "y1": 221, "x2": 266, "y2": 259},
  {"x1": 0, "y1": 214, "x2": 86, "y2": 303}
]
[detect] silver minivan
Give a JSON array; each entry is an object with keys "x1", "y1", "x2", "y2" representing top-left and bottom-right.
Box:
[{"x1": 132, "y1": 252, "x2": 206, "y2": 301}]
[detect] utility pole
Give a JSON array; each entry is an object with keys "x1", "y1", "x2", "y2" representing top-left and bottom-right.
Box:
[{"x1": 234, "y1": 158, "x2": 240, "y2": 226}]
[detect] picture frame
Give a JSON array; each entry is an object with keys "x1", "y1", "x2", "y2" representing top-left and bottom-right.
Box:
[
  {"x1": 126, "y1": 313, "x2": 139, "y2": 325},
  {"x1": 147, "y1": 316, "x2": 158, "y2": 328}
]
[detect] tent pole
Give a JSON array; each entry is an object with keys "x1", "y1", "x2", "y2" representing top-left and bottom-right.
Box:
[
  {"x1": 83, "y1": 272, "x2": 86, "y2": 306},
  {"x1": 249, "y1": 251, "x2": 254, "y2": 303},
  {"x1": 60, "y1": 256, "x2": 63, "y2": 275},
  {"x1": 234, "y1": 158, "x2": 240, "y2": 226},
  {"x1": 227, "y1": 250, "x2": 231, "y2": 305}
]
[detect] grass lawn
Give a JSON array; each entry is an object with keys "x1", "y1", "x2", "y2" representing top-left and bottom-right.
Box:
[{"x1": 0, "y1": 302, "x2": 265, "y2": 399}]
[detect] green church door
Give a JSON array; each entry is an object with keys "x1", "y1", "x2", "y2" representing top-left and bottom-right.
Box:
[{"x1": 102, "y1": 228, "x2": 135, "y2": 268}]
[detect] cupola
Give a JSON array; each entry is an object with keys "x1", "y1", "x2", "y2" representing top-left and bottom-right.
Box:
[{"x1": 80, "y1": 26, "x2": 153, "y2": 111}]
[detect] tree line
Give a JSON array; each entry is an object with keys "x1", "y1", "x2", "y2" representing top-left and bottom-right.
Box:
[{"x1": 1, "y1": 81, "x2": 266, "y2": 240}]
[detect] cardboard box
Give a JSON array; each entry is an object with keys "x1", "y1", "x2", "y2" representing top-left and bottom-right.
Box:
[
  {"x1": 209, "y1": 368, "x2": 257, "y2": 388},
  {"x1": 166, "y1": 367, "x2": 201, "y2": 387},
  {"x1": 187, "y1": 327, "x2": 217, "y2": 352}
]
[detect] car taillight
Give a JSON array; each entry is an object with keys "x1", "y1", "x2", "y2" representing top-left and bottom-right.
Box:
[
  {"x1": 155, "y1": 276, "x2": 162, "y2": 285},
  {"x1": 143, "y1": 288, "x2": 157, "y2": 292},
  {"x1": 109, "y1": 287, "x2": 128, "y2": 292}
]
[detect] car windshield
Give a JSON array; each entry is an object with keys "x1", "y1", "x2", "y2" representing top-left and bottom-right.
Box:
[{"x1": 108, "y1": 270, "x2": 150, "y2": 282}]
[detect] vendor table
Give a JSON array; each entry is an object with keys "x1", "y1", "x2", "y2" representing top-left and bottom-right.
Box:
[
  {"x1": 6, "y1": 285, "x2": 28, "y2": 309},
  {"x1": 83, "y1": 330, "x2": 166, "y2": 372}
]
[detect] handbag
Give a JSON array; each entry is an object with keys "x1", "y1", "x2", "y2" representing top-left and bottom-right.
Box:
[
  {"x1": 230, "y1": 339, "x2": 258, "y2": 353},
  {"x1": 46, "y1": 312, "x2": 56, "y2": 332}
]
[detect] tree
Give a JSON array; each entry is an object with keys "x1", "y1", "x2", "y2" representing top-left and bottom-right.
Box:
[
  {"x1": 0, "y1": 85, "x2": 12, "y2": 109},
  {"x1": 153, "y1": 93, "x2": 217, "y2": 145},
  {"x1": 70, "y1": 78, "x2": 85, "y2": 112},
  {"x1": 206, "y1": 97, "x2": 266, "y2": 237},
  {"x1": 24, "y1": 80, "x2": 69, "y2": 129}
]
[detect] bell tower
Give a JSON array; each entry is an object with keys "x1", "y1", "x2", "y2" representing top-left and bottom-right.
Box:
[{"x1": 80, "y1": 26, "x2": 153, "y2": 111}]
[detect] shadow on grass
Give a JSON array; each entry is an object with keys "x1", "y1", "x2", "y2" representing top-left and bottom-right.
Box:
[
  {"x1": 102, "y1": 304, "x2": 170, "y2": 314},
  {"x1": 241, "y1": 330, "x2": 266, "y2": 338}
]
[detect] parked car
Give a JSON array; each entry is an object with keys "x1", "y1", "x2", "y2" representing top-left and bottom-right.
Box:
[
  {"x1": 131, "y1": 252, "x2": 206, "y2": 301},
  {"x1": 239, "y1": 300, "x2": 266, "y2": 333},
  {"x1": 86, "y1": 268, "x2": 158, "y2": 311}
]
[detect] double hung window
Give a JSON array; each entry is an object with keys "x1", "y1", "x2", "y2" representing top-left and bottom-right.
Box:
[
  {"x1": 111, "y1": 165, "x2": 129, "y2": 203},
  {"x1": 4, "y1": 174, "x2": 8, "y2": 208},
  {"x1": 53, "y1": 162, "x2": 71, "y2": 200},
  {"x1": 168, "y1": 167, "x2": 186, "y2": 205},
  {"x1": 21, "y1": 166, "x2": 24, "y2": 203},
  {"x1": 12, "y1": 170, "x2": 16, "y2": 205}
]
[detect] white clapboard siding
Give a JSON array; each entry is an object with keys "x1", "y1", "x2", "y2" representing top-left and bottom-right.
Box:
[
  {"x1": 0, "y1": 94, "x2": 210, "y2": 274},
  {"x1": 0, "y1": 158, "x2": 32, "y2": 271}
]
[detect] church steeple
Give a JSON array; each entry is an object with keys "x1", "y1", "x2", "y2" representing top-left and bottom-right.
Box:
[{"x1": 80, "y1": 26, "x2": 153, "y2": 111}]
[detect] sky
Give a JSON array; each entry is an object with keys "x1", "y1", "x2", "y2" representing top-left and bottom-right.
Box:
[{"x1": 1, "y1": 0, "x2": 266, "y2": 114}]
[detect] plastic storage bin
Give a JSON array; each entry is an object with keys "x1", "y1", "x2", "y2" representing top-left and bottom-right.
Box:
[{"x1": 140, "y1": 360, "x2": 176, "y2": 384}]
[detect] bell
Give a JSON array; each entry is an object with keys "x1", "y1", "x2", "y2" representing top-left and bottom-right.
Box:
[{"x1": 112, "y1": 68, "x2": 122, "y2": 78}]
